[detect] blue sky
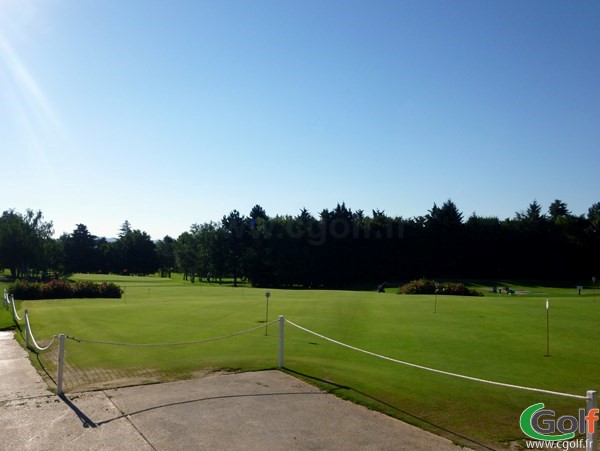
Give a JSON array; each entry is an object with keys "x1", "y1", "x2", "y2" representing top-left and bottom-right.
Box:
[{"x1": 1, "y1": 0, "x2": 598, "y2": 239}]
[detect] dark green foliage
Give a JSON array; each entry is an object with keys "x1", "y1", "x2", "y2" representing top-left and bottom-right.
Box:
[
  {"x1": 60, "y1": 224, "x2": 100, "y2": 274},
  {"x1": 0, "y1": 209, "x2": 54, "y2": 278},
  {"x1": 548, "y1": 199, "x2": 570, "y2": 221},
  {"x1": 441, "y1": 281, "x2": 483, "y2": 296},
  {"x1": 10, "y1": 279, "x2": 43, "y2": 300},
  {"x1": 398, "y1": 279, "x2": 482, "y2": 296},
  {"x1": 9, "y1": 279, "x2": 123, "y2": 300},
  {"x1": 156, "y1": 236, "x2": 176, "y2": 278},
  {"x1": 398, "y1": 278, "x2": 438, "y2": 295},
  {"x1": 2, "y1": 198, "x2": 600, "y2": 288},
  {"x1": 175, "y1": 231, "x2": 199, "y2": 282},
  {"x1": 114, "y1": 225, "x2": 159, "y2": 275},
  {"x1": 589, "y1": 202, "x2": 600, "y2": 233},
  {"x1": 94, "y1": 282, "x2": 124, "y2": 298},
  {"x1": 43, "y1": 279, "x2": 73, "y2": 298},
  {"x1": 221, "y1": 210, "x2": 248, "y2": 287}
]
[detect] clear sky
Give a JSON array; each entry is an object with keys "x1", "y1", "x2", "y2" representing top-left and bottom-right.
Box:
[{"x1": 1, "y1": 0, "x2": 598, "y2": 240}]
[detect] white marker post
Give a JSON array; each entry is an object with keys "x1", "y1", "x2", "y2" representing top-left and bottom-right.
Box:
[
  {"x1": 57, "y1": 334, "x2": 65, "y2": 396},
  {"x1": 278, "y1": 315, "x2": 285, "y2": 368},
  {"x1": 265, "y1": 291, "x2": 271, "y2": 336},
  {"x1": 545, "y1": 300, "x2": 550, "y2": 357}
]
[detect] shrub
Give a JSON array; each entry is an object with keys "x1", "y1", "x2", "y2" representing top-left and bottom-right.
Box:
[
  {"x1": 43, "y1": 279, "x2": 74, "y2": 299},
  {"x1": 98, "y1": 282, "x2": 123, "y2": 298},
  {"x1": 10, "y1": 279, "x2": 43, "y2": 300},
  {"x1": 398, "y1": 278, "x2": 438, "y2": 295},
  {"x1": 9, "y1": 279, "x2": 123, "y2": 300},
  {"x1": 73, "y1": 281, "x2": 99, "y2": 298},
  {"x1": 398, "y1": 279, "x2": 482, "y2": 297}
]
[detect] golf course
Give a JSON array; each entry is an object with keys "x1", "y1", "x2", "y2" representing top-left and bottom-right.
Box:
[{"x1": 2, "y1": 274, "x2": 598, "y2": 449}]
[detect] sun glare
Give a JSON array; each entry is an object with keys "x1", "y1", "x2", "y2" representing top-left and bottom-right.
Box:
[{"x1": 0, "y1": 11, "x2": 66, "y2": 175}]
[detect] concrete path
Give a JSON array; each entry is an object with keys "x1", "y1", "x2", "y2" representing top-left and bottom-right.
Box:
[
  {"x1": 0, "y1": 331, "x2": 472, "y2": 450},
  {"x1": 0, "y1": 330, "x2": 49, "y2": 402}
]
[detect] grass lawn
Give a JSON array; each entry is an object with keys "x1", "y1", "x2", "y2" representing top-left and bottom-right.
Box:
[{"x1": 2, "y1": 274, "x2": 599, "y2": 449}]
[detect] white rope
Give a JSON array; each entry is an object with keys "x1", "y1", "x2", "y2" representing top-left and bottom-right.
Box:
[
  {"x1": 24, "y1": 312, "x2": 57, "y2": 352},
  {"x1": 285, "y1": 319, "x2": 587, "y2": 400},
  {"x1": 9, "y1": 295, "x2": 23, "y2": 321},
  {"x1": 67, "y1": 319, "x2": 280, "y2": 347}
]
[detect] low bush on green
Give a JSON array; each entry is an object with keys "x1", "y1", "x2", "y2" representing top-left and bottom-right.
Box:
[
  {"x1": 9, "y1": 279, "x2": 123, "y2": 300},
  {"x1": 398, "y1": 278, "x2": 482, "y2": 296}
]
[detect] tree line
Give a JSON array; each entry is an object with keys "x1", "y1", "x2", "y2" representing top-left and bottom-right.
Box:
[{"x1": 0, "y1": 199, "x2": 599, "y2": 287}]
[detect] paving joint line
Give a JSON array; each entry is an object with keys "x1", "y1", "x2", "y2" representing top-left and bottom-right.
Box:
[{"x1": 102, "y1": 390, "x2": 159, "y2": 451}]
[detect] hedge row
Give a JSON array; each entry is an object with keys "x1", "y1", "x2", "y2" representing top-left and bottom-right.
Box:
[
  {"x1": 398, "y1": 279, "x2": 482, "y2": 296},
  {"x1": 9, "y1": 279, "x2": 123, "y2": 300}
]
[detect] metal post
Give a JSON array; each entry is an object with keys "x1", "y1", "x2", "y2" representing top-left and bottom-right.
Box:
[
  {"x1": 587, "y1": 390, "x2": 598, "y2": 451},
  {"x1": 278, "y1": 315, "x2": 285, "y2": 368},
  {"x1": 57, "y1": 334, "x2": 65, "y2": 396},
  {"x1": 265, "y1": 298, "x2": 269, "y2": 335},
  {"x1": 24, "y1": 309, "x2": 29, "y2": 349}
]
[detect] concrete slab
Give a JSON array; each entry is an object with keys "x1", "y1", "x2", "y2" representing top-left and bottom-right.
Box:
[
  {"x1": 1, "y1": 332, "x2": 471, "y2": 450},
  {"x1": 0, "y1": 331, "x2": 50, "y2": 402},
  {"x1": 1, "y1": 330, "x2": 153, "y2": 450},
  {"x1": 102, "y1": 371, "x2": 467, "y2": 451},
  {"x1": 1, "y1": 392, "x2": 154, "y2": 451}
]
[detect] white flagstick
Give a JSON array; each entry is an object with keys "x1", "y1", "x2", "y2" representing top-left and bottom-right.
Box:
[{"x1": 545, "y1": 300, "x2": 550, "y2": 357}]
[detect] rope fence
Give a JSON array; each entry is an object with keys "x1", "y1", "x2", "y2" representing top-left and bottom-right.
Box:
[
  {"x1": 66, "y1": 319, "x2": 280, "y2": 347},
  {"x1": 284, "y1": 318, "x2": 588, "y2": 400},
  {"x1": 282, "y1": 318, "x2": 597, "y2": 451},
  {"x1": 3, "y1": 290, "x2": 59, "y2": 352},
  {"x1": 5, "y1": 290, "x2": 24, "y2": 321},
  {"x1": 24, "y1": 311, "x2": 58, "y2": 352}
]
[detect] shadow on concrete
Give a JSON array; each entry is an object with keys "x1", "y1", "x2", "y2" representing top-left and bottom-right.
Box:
[
  {"x1": 59, "y1": 394, "x2": 97, "y2": 428},
  {"x1": 284, "y1": 368, "x2": 495, "y2": 451},
  {"x1": 95, "y1": 391, "x2": 327, "y2": 426}
]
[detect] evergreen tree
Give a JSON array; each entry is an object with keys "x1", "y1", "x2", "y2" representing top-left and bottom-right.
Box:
[
  {"x1": 156, "y1": 236, "x2": 176, "y2": 278},
  {"x1": 61, "y1": 224, "x2": 99, "y2": 274}
]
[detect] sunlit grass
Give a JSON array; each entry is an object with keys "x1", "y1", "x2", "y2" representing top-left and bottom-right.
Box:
[{"x1": 3, "y1": 275, "x2": 598, "y2": 448}]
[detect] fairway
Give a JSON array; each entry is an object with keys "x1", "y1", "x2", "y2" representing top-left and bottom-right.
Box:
[{"x1": 5, "y1": 275, "x2": 600, "y2": 449}]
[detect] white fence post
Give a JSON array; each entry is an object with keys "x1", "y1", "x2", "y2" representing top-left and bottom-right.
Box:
[
  {"x1": 278, "y1": 315, "x2": 284, "y2": 369},
  {"x1": 587, "y1": 390, "x2": 598, "y2": 451},
  {"x1": 24, "y1": 309, "x2": 29, "y2": 349},
  {"x1": 57, "y1": 334, "x2": 65, "y2": 396}
]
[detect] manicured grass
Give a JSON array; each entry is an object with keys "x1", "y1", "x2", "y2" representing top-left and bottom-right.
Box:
[{"x1": 4, "y1": 274, "x2": 600, "y2": 449}]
